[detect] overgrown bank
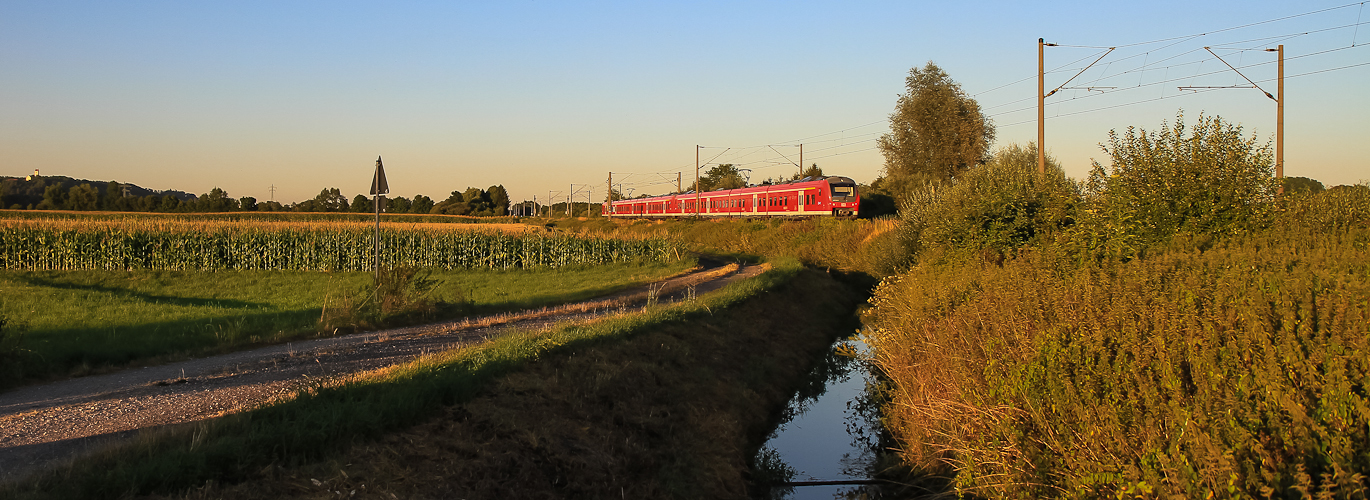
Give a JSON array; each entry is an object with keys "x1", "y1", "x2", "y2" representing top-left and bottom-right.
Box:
[
  {"x1": 864, "y1": 113, "x2": 1370, "y2": 497},
  {"x1": 8, "y1": 260, "x2": 870, "y2": 499}
]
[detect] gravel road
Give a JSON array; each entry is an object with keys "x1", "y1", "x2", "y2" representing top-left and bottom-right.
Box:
[{"x1": 0, "y1": 260, "x2": 764, "y2": 484}]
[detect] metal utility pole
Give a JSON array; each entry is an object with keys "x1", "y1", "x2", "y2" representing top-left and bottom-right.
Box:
[
  {"x1": 268, "y1": 184, "x2": 277, "y2": 202},
  {"x1": 1273, "y1": 44, "x2": 1284, "y2": 192},
  {"x1": 677, "y1": 172, "x2": 682, "y2": 194},
  {"x1": 568, "y1": 183, "x2": 573, "y2": 216},
  {"x1": 799, "y1": 144, "x2": 803, "y2": 178},
  {"x1": 607, "y1": 172, "x2": 613, "y2": 203},
  {"x1": 695, "y1": 146, "x2": 701, "y2": 216},
  {"x1": 369, "y1": 156, "x2": 389, "y2": 280},
  {"x1": 1038, "y1": 38, "x2": 1046, "y2": 176},
  {"x1": 1035, "y1": 38, "x2": 1109, "y2": 177}
]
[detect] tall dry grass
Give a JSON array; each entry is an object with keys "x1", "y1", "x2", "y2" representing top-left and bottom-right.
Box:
[{"x1": 864, "y1": 188, "x2": 1370, "y2": 497}]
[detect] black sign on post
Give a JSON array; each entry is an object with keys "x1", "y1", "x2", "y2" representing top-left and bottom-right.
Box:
[
  {"x1": 370, "y1": 156, "x2": 389, "y2": 196},
  {"x1": 371, "y1": 156, "x2": 388, "y2": 279}
]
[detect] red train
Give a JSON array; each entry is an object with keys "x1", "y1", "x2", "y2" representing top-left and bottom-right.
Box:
[{"x1": 603, "y1": 176, "x2": 860, "y2": 218}]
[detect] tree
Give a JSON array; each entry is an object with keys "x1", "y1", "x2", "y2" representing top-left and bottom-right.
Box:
[
  {"x1": 694, "y1": 164, "x2": 746, "y2": 192},
  {"x1": 312, "y1": 188, "x2": 349, "y2": 212},
  {"x1": 411, "y1": 195, "x2": 435, "y2": 214},
  {"x1": 792, "y1": 163, "x2": 823, "y2": 180},
  {"x1": 38, "y1": 185, "x2": 66, "y2": 210},
  {"x1": 67, "y1": 184, "x2": 100, "y2": 210},
  {"x1": 431, "y1": 190, "x2": 470, "y2": 215},
  {"x1": 239, "y1": 196, "x2": 257, "y2": 211},
  {"x1": 388, "y1": 196, "x2": 412, "y2": 214},
  {"x1": 158, "y1": 195, "x2": 181, "y2": 212},
  {"x1": 487, "y1": 185, "x2": 510, "y2": 215},
  {"x1": 351, "y1": 194, "x2": 373, "y2": 213},
  {"x1": 198, "y1": 187, "x2": 236, "y2": 212},
  {"x1": 103, "y1": 181, "x2": 123, "y2": 210},
  {"x1": 876, "y1": 61, "x2": 994, "y2": 198},
  {"x1": 461, "y1": 187, "x2": 490, "y2": 214}
]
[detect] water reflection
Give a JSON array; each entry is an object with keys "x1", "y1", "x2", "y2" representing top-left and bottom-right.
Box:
[{"x1": 755, "y1": 335, "x2": 883, "y2": 500}]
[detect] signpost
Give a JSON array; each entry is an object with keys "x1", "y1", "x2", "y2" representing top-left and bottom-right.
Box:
[{"x1": 370, "y1": 156, "x2": 389, "y2": 280}]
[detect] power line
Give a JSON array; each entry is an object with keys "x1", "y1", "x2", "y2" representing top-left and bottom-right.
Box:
[
  {"x1": 1109, "y1": 1, "x2": 1366, "y2": 49},
  {"x1": 998, "y1": 59, "x2": 1370, "y2": 128}
]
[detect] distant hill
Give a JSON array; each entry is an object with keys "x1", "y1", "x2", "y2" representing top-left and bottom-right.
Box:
[{"x1": 1, "y1": 175, "x2": 198, "y2": 209}]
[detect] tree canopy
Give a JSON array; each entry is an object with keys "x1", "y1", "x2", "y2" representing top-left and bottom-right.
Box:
[
  {"x1": 876, "y1": 61, "x2": 995, "y2": 199},
  {"x1": 694, "y1": 164, "x2": 747, "y2": 192}
]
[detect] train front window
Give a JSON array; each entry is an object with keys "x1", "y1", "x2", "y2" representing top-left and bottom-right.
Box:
[{"x1": 831, "y1": 185, "x2": 856, "y2": 201}]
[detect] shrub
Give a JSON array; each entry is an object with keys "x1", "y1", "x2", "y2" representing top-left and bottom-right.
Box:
[
  {"x1": 1076, "y1": 112, "x2": 1278, "y2": 259},
  {"x1": 865, "y1": 187, "x2": 1370, "y2": 498},
  {"x1": 900, "y1": 143, "x2": 1078, "y2": 259}
]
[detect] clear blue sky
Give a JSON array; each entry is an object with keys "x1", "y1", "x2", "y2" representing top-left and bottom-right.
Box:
[{"x1": 3, "y1": 1, "x2": 1366, "y2": 205}]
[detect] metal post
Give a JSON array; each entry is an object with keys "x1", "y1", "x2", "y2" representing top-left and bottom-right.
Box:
[
  {"x1": 374, "y1": 193, "x2": 380, "y2": 280},
  {"x1": 1038, "y1": 38, "x2": 1045, "y2": 176},
  {"x1": 677, "y1": 172, "x2": 682, "y2": 194},
  {"x1": 695, "y1": 146, "x2": 701, "y2": 216},
  {"x1": 799, "y1": 144, "x2": 803, "y2": 178},
  {"x1": 1277, "y1": 44, "x2": 1284, "y2": 193}
]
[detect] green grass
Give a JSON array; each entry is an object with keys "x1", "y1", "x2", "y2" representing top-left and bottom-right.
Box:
[
  {"x1": 6, "y1": 258, "x2": 872, "y2": 499},
  {"x1": 0, "y1": 258, "x2": 694, "y2": 388}
]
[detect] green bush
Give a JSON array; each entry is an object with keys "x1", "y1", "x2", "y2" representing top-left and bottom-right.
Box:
[
  {"x1": 900, "y1": 143, "x2": 1078, "y2": 259},
  {"x1": 1075, "y1": 112, "x2": 1279, "y2": 259}
]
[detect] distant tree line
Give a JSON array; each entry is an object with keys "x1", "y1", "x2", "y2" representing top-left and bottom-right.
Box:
[{"x1": 1, "y1": 176, "x2": 511, "y2": 216}]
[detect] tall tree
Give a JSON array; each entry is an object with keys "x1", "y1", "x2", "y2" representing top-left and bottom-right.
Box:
[
  {"x1": 411, "y1": 194, "x2": 435, "y2": 214},
  {"x1": 694, "y1": 164, "x2": 746, "y2": 192},
  {"x1": 67, "y1": 184, "x2": 100, "y2": 210},
  {"x1": 103, "y1": 181, "x2": 123, "y2": 210},
  {"x1": 198, "y1": 187, "x2": 236, "y2": 212},
  {"x1": 792, "y1": 163, "x2": 823, "y2": 180},
  {"x1": 876, "y1": 62, "x2": 994, "y2": 198},
  {"x1": 487, "y1": 185, "x2": 510, "y2": 215},
  {"x1": 351, "y1": 194, "x2": 373, "y2": 213},
  {"x1": 38, "y1": 185, "x2": 66, "y2": 210},
  {"x1": 312, "y1": 188, "x2": 349, "y2": 212}
]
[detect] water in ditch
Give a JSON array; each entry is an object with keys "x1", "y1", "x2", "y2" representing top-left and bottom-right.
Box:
[{"x1": 754, "y1": 334, "x2": 885, "y2": 500}]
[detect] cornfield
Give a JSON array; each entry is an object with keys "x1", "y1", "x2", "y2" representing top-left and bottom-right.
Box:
[{"x1": 0, "y1": 219, "x2": 678, "y2": 271}]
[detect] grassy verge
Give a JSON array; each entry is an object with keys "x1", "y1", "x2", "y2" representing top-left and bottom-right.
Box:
[
  {"x1": 0, "y1": 258, "x2": 694, "y2": 389},
  {"x1": 7, "y1": 257, "x2": 869, "y2": 499}
]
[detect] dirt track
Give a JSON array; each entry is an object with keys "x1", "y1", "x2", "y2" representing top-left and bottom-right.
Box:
[{"x1": 0, "y1": 260, "x2": 767, "y2": 485}]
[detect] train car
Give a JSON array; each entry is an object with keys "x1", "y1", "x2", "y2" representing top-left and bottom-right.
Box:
[{"x1": 602, "y1": 176, "x2": 859, "y2": 219}]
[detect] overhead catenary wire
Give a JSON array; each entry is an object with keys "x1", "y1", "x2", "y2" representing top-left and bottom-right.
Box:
[{"x1": 588, "y1": 2, "x2": 1368, "y2": 197}]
